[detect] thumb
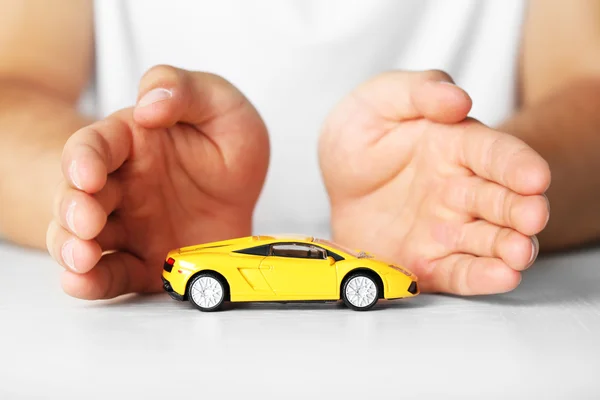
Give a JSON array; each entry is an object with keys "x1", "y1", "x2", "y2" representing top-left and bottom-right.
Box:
[
  {"x1": 411, "y1": 71, "x2": 472, "y2": 123},
  {"x1": 132, "y1": 64, "x2": 253, "y2": 129},
  {"x1": 356, "y1": 69, "x2": 472, "y2": 124}
]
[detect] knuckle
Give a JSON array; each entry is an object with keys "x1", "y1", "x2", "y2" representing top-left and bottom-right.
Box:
[
  {"x1": 52, "y1": 183, "x2": 66, "y2": 218},
  {"x1": 201, "y1": 71, "x2": 232, "y2": 86},
  {"x1": 365, "y1": 69, "x2": 399, "y2": 83},
  {"x1": 422, "y1": 69, "x2": 454, "y2": 83},
  {"x1": 101, "y1": 264, "x2": 115, "y2": 300},
  {"x1": 140, "y1": 64, "x2": 185, "y2": 88},
  {"x1": 503, "y1": 146, "x2": 529, "y2": 184},
  {"x1": 46, "y1": 220, "x2": 59, "y2": 256},
  {"x1": 460, "y1": 117, "x2": 482, "y2": 131},
  {"x1": 450, "y1": 257, "x2": 473, "y2": 295},
  {"x1": 497, "y1": 187, "x2": 511, "y2": 222},
  {"x1": 484, "y1": 137, "x2": 501, "y2": 182},
  {"x1": 95, "y1": 177, "x2": 120, "y2": 214},
  {"x1": 491, "y1": 228, "x2": 510, "y2": 258},
  {"x1": 454, "y1": 222, "x2": 468, "y2": 251},
  {"x1": 502, "y1": 191, "x2": 518, "y2": 228},
  {"x1": 466, "y1": 179, "x2": 480, "y2": 214},
  {"x1": 143, "y1": 64, "x2": 180, "y2": 79},
  {"x1": 81, "y1": 126, "x2": 112, "y2": 169},
  {"x1": 195, "y1": 71, "x2": 238, "y2": 94},
  {"x1": 56, "y1": 193, "x2": 69, "y2": 224}
]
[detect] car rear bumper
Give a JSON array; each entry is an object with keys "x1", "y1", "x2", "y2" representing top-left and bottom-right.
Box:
[{"x1": 162, "y1": 276, "x2": 184, "y2": 301}]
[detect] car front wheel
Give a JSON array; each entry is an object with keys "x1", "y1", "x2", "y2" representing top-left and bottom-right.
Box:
[
  {"x1": 341, "y1": 273, "x2": 379, "y2": 311},
  {"x1": 188, "y1": 273, "x2": 226, "y2": 312}
]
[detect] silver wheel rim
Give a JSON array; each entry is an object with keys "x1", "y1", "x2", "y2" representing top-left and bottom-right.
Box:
[
  {"x1": 190, "y1": 276, "x2": 223, "y2": 309},
  {"x1": 345, "y1": 276, "x2": 377, "y2": 308}
]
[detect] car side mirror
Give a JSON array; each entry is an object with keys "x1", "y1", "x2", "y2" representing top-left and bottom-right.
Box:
[{"x1": 328, "y1": 256, "x2": 336, "y2": 265}]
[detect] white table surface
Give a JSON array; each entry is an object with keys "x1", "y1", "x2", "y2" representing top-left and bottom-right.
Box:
[{"x1": 1, "y1": 239, "x2": 599, "y2": 399}]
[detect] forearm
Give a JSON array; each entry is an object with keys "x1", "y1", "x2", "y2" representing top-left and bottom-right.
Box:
[
  {"x1": 0, "y1": 81, "x2": 92, "y2": 249},
  {"x1": 499, "y1": 77, "x2": 600, "y2": 251}
]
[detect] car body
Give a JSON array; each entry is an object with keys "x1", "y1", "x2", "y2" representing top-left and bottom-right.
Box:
[{"x1": 161, "y1": 234, "x2": 419, "y2": 311}]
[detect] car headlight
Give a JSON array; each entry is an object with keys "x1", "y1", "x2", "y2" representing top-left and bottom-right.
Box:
[{"x1": 389, "y1": 265, "x2": 411, "y2": 276}]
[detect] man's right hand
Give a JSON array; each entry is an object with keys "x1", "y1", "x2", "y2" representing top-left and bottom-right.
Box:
[{"x1": 46, "y1": 65, "x2": 270, "y2": 300}]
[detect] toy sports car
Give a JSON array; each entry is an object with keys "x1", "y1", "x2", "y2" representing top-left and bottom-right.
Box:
[{"x1": 161, "y1": 235, "x2": 419, "y2": 311}]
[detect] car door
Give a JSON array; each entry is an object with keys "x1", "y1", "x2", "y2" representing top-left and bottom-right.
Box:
[
  {"x1": 229, "y1": 244, "x2": 274, "y2": 297},
  {"x1": 259, "y1": 242, "x2": 338, "y2": 299}
]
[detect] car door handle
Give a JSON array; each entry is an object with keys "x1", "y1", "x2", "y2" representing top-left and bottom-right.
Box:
[{"x1": 260, "y1": 265, "x2": 272, "y2": 270}]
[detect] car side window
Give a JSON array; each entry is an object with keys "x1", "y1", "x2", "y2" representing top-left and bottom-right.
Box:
[
  {"x1": 308, "y1": 245, "x2": 327, "y2": 260},
  {"x1": 270, "y1": 243, "x2": 327, "y2": 260},
  {"x1": 233, "y1": 244, "x2": 270, "y2": 256}
]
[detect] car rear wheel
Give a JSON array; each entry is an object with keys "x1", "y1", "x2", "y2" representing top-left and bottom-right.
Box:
[
  {"x1": 188, "y1": 273, "x2": 226, "y2": 312},
  {"x1": 342, "y1": 273, "x2": 379, "y2": 311}
]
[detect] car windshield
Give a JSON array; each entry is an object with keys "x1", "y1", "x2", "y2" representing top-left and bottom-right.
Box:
[{"x1": 313, "y1": 238, "x2": 370, "y2": 258}]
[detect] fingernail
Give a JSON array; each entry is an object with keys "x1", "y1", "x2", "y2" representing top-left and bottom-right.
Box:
[
  {"x1": 425, "y1": 80, "x2": 457, "y2": 89},
  {"x1": 137, "y1": 88, "x2": 172, "y2": 107},
  {"x1": 66, "y1": 201, "x2": 77, "y2": 235},
  {"x1": 69, "y1": 160, "x2": 82, "y2": 190},
  {"x1": 528, "y1": 235, "x2": 539, "y2": 265},
  {"x1": 62, "y1": 239, "x2": 77, "y2": 271},
  {"x1": 437, "y1": 80, "x2": 457, "y2": 87},
  {"x1": 544, "y1": 195, "x2": 550, "y2": 226}
]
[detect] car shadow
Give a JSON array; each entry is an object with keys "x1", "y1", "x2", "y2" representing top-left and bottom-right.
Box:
[
  {"x1": 86, "y1": 246, "x2": 600, "y2": 311},
  {"x1": 228, "y1": 297, "x2": 431, "y2": 312},
  {"x1": 84, "y1": 291, "x2": 432, "y2": 314}
]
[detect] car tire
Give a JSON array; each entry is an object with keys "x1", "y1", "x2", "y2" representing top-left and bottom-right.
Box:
[
  {"x1": 188, "y1": 272, "x2": 227, "y2": 312},
  {"x1": 341, "y1": 273, "x2": 379, "y2": 311}
]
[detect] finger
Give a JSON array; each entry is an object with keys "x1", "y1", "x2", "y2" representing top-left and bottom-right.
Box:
[
  {"x1": 456, "y1": 121, "x2": 551, "y2": 195},
  {"x1": 131, "y1": 64, "x2": 270, "y2": 201},
  {"x1": 412, "y1": 75, "x2": 473, "y2": 123},
  {"x1": 444, "y1": 176, "x2": 550, "y2": 236},
  {"x1": 425, "y1": 253, "x2": 522, "y2": 295},
  {"x1": 456, "y1": 220, "x2": 539, "y2": 271},
  {"x1": 46, "y1": 220, "x2": 102, "y2": 274},
  {"x1": 61, "y1": 117, "x2": 132, "y2": 193},
  {"x1": 53, "y1": 178, "x2": 123, "y2": 240},
  {"x1": 353, "y1": 69, "x2": 472, "y2": 124},
  {"x1": 60, "y1": 252, "x2": 160, "y2": 300},
  {"x1": 133, "y1": 64, "x2": 257, "y2": 129}
]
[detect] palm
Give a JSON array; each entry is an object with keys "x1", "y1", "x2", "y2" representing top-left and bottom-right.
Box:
[
  {"x1": 321, "y1": 100, "x2": 467, "y2": 285},
  {"x1": 112, "y1": 118, "x2": 263, "y2": 288},
  {"x1": 51, "y1": 68, "x2": 271, "y2": 299},
  {"x1": 320, "y1": 76, "x2": 550, "y2": 295}
]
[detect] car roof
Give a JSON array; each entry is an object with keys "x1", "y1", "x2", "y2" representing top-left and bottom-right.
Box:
[{"x1": 251, "y1": 234, "x2": 314, "y2": 243}]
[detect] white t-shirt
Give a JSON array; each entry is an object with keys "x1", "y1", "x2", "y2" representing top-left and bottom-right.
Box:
[{"x1": 89, "y1": 0, "x2": 527, "y2": 238}]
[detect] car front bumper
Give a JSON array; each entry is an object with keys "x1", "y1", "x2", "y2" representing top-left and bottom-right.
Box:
[
  {"x1": 385, "y1": 276, "x2": 420, "y2": 299},
  {"x1": 407, "y1": 281, "x2": 419, "y2": 295}
]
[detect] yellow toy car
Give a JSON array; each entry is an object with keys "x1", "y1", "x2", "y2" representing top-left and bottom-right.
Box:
[{"x1": 161, "y1": 235, "x2": 419, "y2": 311}]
